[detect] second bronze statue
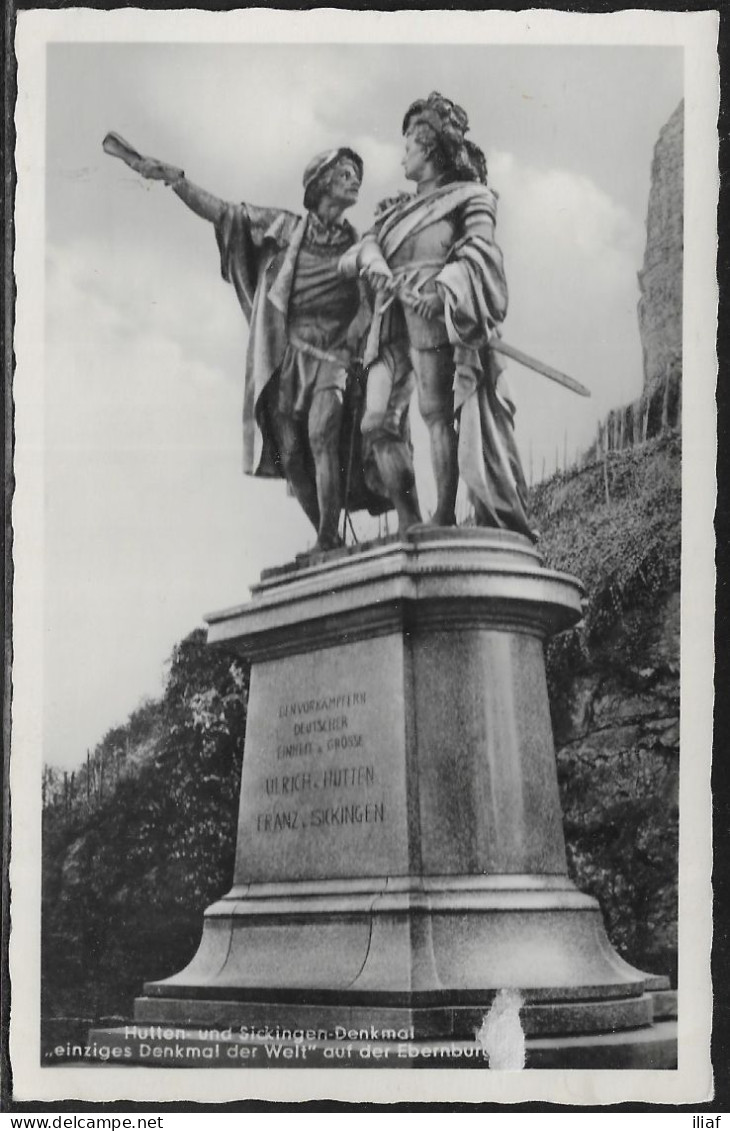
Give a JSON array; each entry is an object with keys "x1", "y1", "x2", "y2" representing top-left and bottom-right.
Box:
[
  {"x1": 104, "y1": 93, "x2": 589, "y2": 549},
  {"x1": 340, "y1": 91, "x2": 536, "y2": 540}
]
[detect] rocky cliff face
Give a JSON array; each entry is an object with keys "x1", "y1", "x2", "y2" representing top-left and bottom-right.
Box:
[
  {"x1": 638, "y1": 101, "x2": 684, "y2": 400},
  {"x1": 532, "y1": 435, "x2": 680, "y2": 982},
  {"x1": 591, "y1": 102, "x2": 683, "y2": 457}
]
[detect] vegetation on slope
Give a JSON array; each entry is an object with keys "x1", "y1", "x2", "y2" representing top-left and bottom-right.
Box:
[
  {"x1": 532, "y1": 433, "x2": 681, "y2": 981},
  {"x1": 532, "y1": 434, "x2": 681, "y2": 650},
  {"x1": 42, "y1": 631, "x2": 249, "y2": 1022}
]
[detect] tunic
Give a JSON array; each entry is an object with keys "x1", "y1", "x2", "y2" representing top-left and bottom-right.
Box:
[
  {"x1": 340, "y1": 180, "x2": 533, "y2": 538},
  {"x1": 214, "y1": 203, "x2": 359, "y2": 477}
]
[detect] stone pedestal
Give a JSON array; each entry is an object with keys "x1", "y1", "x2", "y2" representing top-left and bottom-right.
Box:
[{"x1": 130, "y1": 529, "x2": 676, "y2": 1066}]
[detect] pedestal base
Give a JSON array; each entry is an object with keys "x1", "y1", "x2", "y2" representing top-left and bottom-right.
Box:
[
  {"x1": 123, "y1": 531, "x2": 676, "y2": 1067},
  {"x1": 136, "y1": 874, "x2": 666, "y2": 1027}
]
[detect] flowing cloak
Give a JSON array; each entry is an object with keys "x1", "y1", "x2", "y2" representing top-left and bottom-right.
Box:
[
  {"x1": 215, "y1": 202, "x2": 305, "y2": 477},
  {"x1": 341, "y1": 181, "x2": 532, "y2": 537},
  {"x1": 214, "y1": 202, "x2": 388, "y2": 515}
]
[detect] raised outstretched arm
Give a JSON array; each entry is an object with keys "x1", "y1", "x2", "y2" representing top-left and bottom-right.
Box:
[
  {"x1": 171, "y1": 178, "x2": 225, "y2": 224},
  {"x1": 103, "y1": 131, "x2": 226, "y2": 224}
]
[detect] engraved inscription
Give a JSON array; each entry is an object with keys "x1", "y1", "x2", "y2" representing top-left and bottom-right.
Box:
[
  {"x1": 276, "y1": 741, "x2": 313, "y2": 760},
  {"x1": 256, "y1": 810, "x2": 300, "y2": 833},
  {"x1": 279, "y1": 692, "x2": 367, "y2": 718},
  {"x1": 310, "y1": 802, "x2": 385, "y2": 827},
  {"x1": 293, "y1": 715, "x2": 348, "y2": 736},
  {"x1": 265, "y1": 771, "x2": 314, "y2": 796},
  {"x1": 321, "y1": 765, "x2": 374, "y2": 789},
  {"x1": 254, "y1": 689, "x2": 382, "y2": 837},
  {"x1": 265, "y1": 764, "x2": 375, "y2": 796},
  {"x1": 254, "y1": 800, "x2": 385, "y2": 833}
]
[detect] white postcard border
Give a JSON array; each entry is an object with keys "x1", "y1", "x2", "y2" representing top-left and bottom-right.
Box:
[{"x1": 10, "y1": 6, "x2": 719, "y2": 1105}]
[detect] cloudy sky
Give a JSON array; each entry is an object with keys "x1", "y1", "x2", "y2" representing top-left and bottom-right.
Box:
[{"x1": 38, "y1": 37, "x2": 683, "y2": 770}]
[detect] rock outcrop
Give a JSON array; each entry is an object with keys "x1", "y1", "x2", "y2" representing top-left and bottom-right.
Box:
[
  {"x1": 638, "y1": 101, "x2": 684, "y2": 400},
  {"x1": 591, "y1": 101, "x2": 683, "y2": 457}
]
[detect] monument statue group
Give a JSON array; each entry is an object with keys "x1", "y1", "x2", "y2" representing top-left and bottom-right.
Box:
[
  {"x1": 99, "y1": 93, "x2": 677, "y2": 1069},
  {"x1": 104, "y1": 91, "x2": 563, "y2": 549}
]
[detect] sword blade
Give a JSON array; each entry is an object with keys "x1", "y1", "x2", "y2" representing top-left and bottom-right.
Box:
[
  {"x1": 492, "y1": 340, "x2": 591, "y2": 398},
  {"x1": 394, "y1": 284, "x2": 591, "y2": 398}
]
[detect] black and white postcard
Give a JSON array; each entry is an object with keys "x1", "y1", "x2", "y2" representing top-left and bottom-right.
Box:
[{"x1": 9, "y1": 7, "x2": 718, "y2": 1106}]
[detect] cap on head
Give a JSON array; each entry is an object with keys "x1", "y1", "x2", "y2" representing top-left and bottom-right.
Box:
[{"x1": 302, "y1": 147, "x2": 363, "y2": 209}]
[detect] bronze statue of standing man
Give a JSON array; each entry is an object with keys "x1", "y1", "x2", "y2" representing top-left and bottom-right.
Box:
[
  {"x1": 104, "y1": 133, "x2": 374, "y2": 551},
  {"x1": 340, "y1": 92, "x2": 534, "y2": 540}
]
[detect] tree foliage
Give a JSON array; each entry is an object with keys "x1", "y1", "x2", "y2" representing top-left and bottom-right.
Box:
[{"x1": 42, "y1": 630, "x2": 249, "y2": 1019}]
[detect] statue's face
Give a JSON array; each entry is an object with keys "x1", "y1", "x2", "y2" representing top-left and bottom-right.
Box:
[
  {"x1": 402, "y1": 126, "x2": 431, "y2": 182},
  {"x1": 321, "y1": 159, "x2": 361, "y2": 210}
]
